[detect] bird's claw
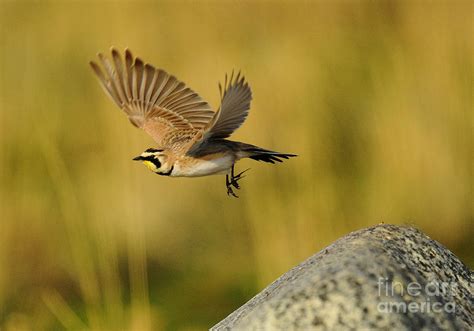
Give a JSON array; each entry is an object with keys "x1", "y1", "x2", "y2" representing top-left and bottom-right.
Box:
[
  {"x1": 227, "y1": 186, "x2": 238, "y2": 198},
  {"x1": 226, "y1": 168, "x2": 250, "y2": 198},
  {"x1": 230, "y1": 168, "x2": 249, "y2": 189}
]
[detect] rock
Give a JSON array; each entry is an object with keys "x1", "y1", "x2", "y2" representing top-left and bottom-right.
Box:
[{"x1": 211, "y1": 224, "x2": 473, "y2": 330}]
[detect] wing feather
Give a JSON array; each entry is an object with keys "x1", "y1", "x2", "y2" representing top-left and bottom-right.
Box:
[
  {"x1": 186, "y1": 72, "x2": 252, "y2": 155},
  {"x1": 90, "y1": 61, "x2": 122, "y2": 108},
  {"x1": 110, "y1": 49, "x2": 128, "y2": 105},
  {"x1": 90, "y1": 48, "x2": 215, "y2": 149},
  {"x1": 144, "y1": 64, "x2": 157, "y2": 105},
  {"x1": 124, "y1": 50, "x2": 134, "y2": 101},
  {"x1": 201, "y1": 71, "x2": 252, "y2": 140}
]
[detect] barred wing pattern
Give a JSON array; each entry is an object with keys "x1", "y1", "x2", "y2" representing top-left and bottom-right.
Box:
[{"x1": 90, "y1": 48, "x2": 215, "y2": 150}]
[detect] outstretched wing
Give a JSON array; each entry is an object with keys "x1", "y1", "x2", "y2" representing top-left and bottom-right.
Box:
[
  {"x1": 205, "y1": 71, "x2": 252, "y2": 139},
  {"x1": 90, "y1": 48, "x2": 215, "y2": 150},
  {"x1": 187, "y1": 71, "x2": 252, "y2": 155}
]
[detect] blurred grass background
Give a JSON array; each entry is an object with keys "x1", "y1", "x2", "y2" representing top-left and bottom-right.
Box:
[{"x1": 0, "y1": 1, "x2": 472, "y2": 330}]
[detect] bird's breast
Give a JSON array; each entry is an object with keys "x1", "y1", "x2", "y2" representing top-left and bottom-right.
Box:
[{"x1": 171, "y1": 153, "x2": 234, "y2": 177}]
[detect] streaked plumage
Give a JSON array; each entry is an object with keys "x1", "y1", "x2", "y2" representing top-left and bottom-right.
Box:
[{"x1": 90, "y1": 48, "x2": 296, "y2": 197}]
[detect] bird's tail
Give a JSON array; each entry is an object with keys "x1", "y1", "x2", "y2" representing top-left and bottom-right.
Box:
[{"x1": 236, "y1": 143, "x2": 297, "y2": 164}]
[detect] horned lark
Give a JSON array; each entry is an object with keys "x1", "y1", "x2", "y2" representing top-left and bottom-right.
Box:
[{"x1": 90, "y1": 48, "x2": 296, "y2": 197}]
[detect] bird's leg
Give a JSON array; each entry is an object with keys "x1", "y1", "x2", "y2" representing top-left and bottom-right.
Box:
[
  {"x1": 226, "y1": 166, "x2": 251, "y2": 197},
  {"x1": 226, "y1": 173, "x2": 238, "y2": 198},
  {"x1": 230, "y1": 166, "x2": 250, "y2": 190},
  {"x1": 230, "y1": 165, "x2": 239, "y2": 189}
]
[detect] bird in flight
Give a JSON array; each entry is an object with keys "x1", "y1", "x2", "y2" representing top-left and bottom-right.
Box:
[{"x1": 90, "y1": 48, "x2": 296, "y2": 197}]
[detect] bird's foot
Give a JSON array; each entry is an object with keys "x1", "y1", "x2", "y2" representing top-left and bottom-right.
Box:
[
  {"x1": 226, "y1": 168, "x2": 250, "y2": 198},
  {"x1": 229, "y1": 168, "x2": 250, "y2": 189},
  {"x1": 227, "y1": 185, "x2": 238, "y2": 198},
  {"x1": 226, "y1": 174, "x2": 238, "y2": 198}
]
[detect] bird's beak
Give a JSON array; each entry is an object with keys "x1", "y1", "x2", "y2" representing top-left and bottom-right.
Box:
[{"x1": 133, "y1": 156, "x2": 143, "y2": 161}]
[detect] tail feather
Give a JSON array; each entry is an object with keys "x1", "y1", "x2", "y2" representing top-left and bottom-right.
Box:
[{"x1": 242, "y1": 145, "x2": 297, "y2": 164}]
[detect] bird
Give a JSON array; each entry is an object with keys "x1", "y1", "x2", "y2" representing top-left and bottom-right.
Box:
[{"x1": 90, "y1": 48, "x2": 296, "y2": 197}]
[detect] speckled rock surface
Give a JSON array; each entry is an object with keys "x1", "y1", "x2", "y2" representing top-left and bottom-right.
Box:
[{"x1": 211, "y1": 224, "x2": 473, "y2": 330}]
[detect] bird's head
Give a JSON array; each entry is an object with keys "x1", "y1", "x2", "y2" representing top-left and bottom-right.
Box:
[{"x1": 133, "y1": 148, "x2": 173, "y2": 176}]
